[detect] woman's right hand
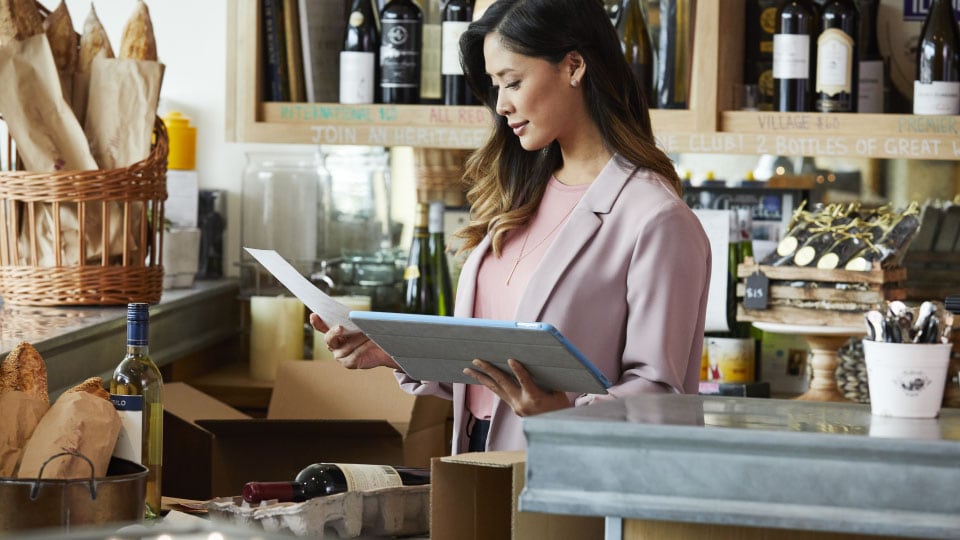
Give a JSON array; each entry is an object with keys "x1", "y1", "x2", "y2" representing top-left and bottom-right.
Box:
[{"x1": 309, "y1": 313, "x2": 399, "y2": 370}]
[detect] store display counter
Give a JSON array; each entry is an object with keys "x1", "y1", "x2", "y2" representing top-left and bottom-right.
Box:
[
  {"x1": 0, "y1": 279, "x2": 242, "y2": 397},
  {"x1": 521, "y1": 394, "x2": 960, "y2": 539}
]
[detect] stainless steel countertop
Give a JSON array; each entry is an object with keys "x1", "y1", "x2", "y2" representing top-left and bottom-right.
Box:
[
  {"x1": 521, "y1": 394, "x2": 960, "y2": 539},
  {"x1": 0, "y1": 280, "x2": 242, "y2": 396}
]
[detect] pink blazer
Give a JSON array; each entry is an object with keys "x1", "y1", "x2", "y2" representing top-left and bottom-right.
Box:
[{"x1": 396, "y1": 155, "x2": 711, "y2": 454}]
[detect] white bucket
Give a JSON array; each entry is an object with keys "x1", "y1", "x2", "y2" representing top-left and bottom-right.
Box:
[{"x1": 863, "y1": 340, "x2": 951, "y2": 419}]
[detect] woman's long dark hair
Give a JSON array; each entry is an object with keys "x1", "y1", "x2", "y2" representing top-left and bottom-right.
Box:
[{"x1": 455, "y1": 0, "x2": 681, "y2": 255}]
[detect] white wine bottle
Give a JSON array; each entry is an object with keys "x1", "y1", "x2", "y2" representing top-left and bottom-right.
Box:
[
  {"x1": 815, "y1": 0, "x2": 858, "y2": 112},
  {"x1": 404, "y1": 202, "x2": 437, "y2": 314},
  {"x1": 419, "y1": 0, "x2": 443, "y2": 103},
  {"x1": 913, "y1": 0, "x2": 960, "y2": 115},
  {"x1": 340, "y1": 0, "x2": 380, "y2": 104},
  {"x1": 110, "y1": 303, "x2": 163, "y2": 519},
  {"x1": 428, "y1": 200, "x2": 454, "y2": 316},
  {"x1": 617, "y1": 0, "x2": 655, "y2": 107}
]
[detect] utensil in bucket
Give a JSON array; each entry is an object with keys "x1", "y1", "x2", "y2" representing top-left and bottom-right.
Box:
[{"x1": 863, "y1": 340, "x2": 951, "y2": 418}]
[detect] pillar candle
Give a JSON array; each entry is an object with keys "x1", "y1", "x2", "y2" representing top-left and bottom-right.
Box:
[
  {"x1": 250, "y1": 295, "x2": 305, "y2": 381},
  {"x1": 313, "y1": 295, "x2": 372, "y2": 361}
]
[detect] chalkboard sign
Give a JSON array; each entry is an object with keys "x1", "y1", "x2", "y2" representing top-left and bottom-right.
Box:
[{"x1": 743, "y1": 271, "x2": 770, "y2": 310}]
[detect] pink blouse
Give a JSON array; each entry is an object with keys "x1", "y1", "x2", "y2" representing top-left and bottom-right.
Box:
[{"x1": 468, "y1": 177, "x2": 590, "y2": 420}]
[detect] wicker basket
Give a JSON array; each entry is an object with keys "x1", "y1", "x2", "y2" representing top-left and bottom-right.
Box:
[
  {"x1": 413, "y1": 148, "x2": 469, "y2": 207},
  {"x1": 0, "y1": 119, "x2": 168, "y2": 306}
]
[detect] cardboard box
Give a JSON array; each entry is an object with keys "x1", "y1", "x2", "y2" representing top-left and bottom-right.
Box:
[
  {"x1": 163, "y1": 360, "x2": 451, "y2": 500},
  {"x1": 431, "y1": 451, "x2": 604, "y2": 540}
]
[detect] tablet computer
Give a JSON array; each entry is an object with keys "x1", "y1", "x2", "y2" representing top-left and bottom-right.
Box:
[{"x1": 349, "y1": 311, "x2": 611, "y2": 394}]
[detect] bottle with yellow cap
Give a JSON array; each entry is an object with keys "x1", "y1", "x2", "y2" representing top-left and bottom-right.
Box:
[{"x1": 163, "y1": 111, "x2": 197, "y2": 170}]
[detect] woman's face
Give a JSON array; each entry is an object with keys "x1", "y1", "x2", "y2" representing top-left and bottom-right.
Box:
[{"x1": 483, "y1": 33, "x2": 583, "y2": 151}]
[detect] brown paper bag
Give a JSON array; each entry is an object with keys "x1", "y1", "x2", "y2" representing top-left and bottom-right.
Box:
[
  {"x1": 0, "y1": 33, "x2": 97, "y2": 172},
  {"x1": 17, "y1": 391, "x2": 120, "y2": 480},
  {"x1": 0, "y1": 391, "x2": 49, "y2": 476},
  {"x1": 85, "y1": 56, "x2": 164, "y2": 169}
]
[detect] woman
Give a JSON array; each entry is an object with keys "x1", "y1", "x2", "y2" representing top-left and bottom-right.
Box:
[{"x1": 311, "y1": 0, "x2": 710, "y2": 454}]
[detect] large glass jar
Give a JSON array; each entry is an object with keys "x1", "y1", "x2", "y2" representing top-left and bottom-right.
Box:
[
  {"x1": 240, "y1": 151, "x2": 327, "y2": 295},
  {"x1": 322, "y1": 146, "x2": 393, "y2": 258}
]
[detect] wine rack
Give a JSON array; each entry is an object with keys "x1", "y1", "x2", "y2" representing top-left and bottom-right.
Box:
[{"x1": 226, "y1": 0, "x2": 960, "y2": 160}]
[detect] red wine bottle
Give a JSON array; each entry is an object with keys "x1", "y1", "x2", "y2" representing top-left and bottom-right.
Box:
[
  {"x1": 242, "y1": 463, "x2": 431, "y2": 503},
  {"x1": 380, "y1": 0, "x2": 423, "y2": 104},
  {"x1": 913, "y1": 0, "x2": 960, "y2": 115},
  {"x1": 441, "y1": 0, "x2": 474, "y2": 105},
  {"x1": 773, "y1": 0, "x2": 818, "y2": 111},
  {"x1": 855, "y1": 0, "x2": 885, "y2": 113},
  {"x1": 815, "y1": 0, "x2": 858, "y2": 112},
  {"x1": 340, "y1": 0, "x2": 380, "y2": 104}
]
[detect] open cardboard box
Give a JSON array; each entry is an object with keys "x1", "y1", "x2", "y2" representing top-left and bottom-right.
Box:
[
  {"x1": 163, "y1": 360, "x2": 452, "y2": 501},
  {"x1": 431, "y1": 451, "x2": 603, "y2": 540}
]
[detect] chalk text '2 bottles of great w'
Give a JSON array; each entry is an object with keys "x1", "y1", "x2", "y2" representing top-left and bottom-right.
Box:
[{"x1": 110, "y1": 303, "x2": 163, "y2": 519}]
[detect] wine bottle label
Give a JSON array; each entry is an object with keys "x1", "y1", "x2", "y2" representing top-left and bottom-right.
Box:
[
  {"x1": 772, "y1": 34, "x2": 810, "y2": 79},
  {"x1": 816, "y1": 29, "x2": 853, "y2": 95},
  {"x1": 441, "y1": 21, "x2": 469, "y2": 75},
  {"x1": 381, "y1": 20, "x2": 422, "y2": 88},
  {"x1": 340, "y1": 51, "x2": 376, "y2": 104},
  {"x1": 913, "y1": 81, "x2": 960, "y2": 115},
  {"x1": 421, "y1": 23, "x2": 442, "y2": 99},
  {"x1": 334, "y1": 463, "x2": 403, "y2": 491},
  {"x1": 858, "y1": 60, "x2": 884, "y2": 113},
  {"x1": 111, "y1": 394, "x2": 144, "y2": 462}
]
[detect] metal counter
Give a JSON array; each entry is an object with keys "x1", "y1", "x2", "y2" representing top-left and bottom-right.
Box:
[
  {"x1": 0, "y1": 280, "x2": 242, "y2": 396},
  {"x1": 521, "y1": 394, "x2": 960, "y2": 539}
]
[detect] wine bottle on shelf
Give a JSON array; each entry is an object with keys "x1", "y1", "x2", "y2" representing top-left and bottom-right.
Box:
[
  {"x1": 773, "y1": 0, "x2": 818, "y2": 112},
  {"x1": 419, "y1": 0, "x2": 443, "y2": 103},
  {"x1": 428, "y1": 201, "x2": 454, "y2": 315},
  {"x1": 442, "y1": 0, "x2": 474, "y2": 105},
  {"x1": 404, "y1": 202, "x2": 437, "y2": 314},
  {"x1": 110, "y1": 303, "x2": 163, "y2": 520},
  {"x1": 380, "y1": 0, "x2": 423, "y2": 104},
  {"x1": 913, "y1": 0, "x2": 960, "y2": 115},
  {"x1": 656, "y1": 0, "x2": 693, "y2": 109},
  {"x1": 744, "y1": 0, "x2": 779, "y2": 111},
  {"x1": 617, "y1": 0, "x2": 655, "y2": 107},
  {"x1": 855, "y1": 0, "x2": 885, "y2": 113},
  {"x1": 815, "y1": 0, "x2": 858, "y2": 113},
  {"x1": 242, "y1": 463, "x2": 432, "y2": 503},
  {"x1": 340, "y1": 0, "x2": 380, "y2": 104}
]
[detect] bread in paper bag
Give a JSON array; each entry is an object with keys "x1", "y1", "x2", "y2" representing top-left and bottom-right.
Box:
[
  {"x1": 118, "y1": 0, "x2": 156, "y2": 61},
  {"x1": 0, "y1": 391, "x2": 49, "y2": 476},
  {"x1": 0, "y1": 0, "x2": 43, "y2": 46},
  {"x1": 17, "y1": 391, "x2": 121, "y2": 479},
  {"x1": 74, "y1": 3, "x2": 113, "y2": 126}
]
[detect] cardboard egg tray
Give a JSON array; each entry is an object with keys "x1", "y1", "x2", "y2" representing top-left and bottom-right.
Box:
[{"x1": 205, "y1": 485, "x2": 430, "y2": 538}]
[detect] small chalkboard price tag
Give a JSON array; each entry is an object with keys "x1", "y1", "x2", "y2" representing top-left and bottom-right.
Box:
[{"x1": 743, "y1": 271, "x2": 769, "y2": 310}]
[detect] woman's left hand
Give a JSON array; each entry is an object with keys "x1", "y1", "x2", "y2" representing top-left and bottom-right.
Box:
[{"x1": 464, "y1": 358, "x2": 571, "y2": 417}]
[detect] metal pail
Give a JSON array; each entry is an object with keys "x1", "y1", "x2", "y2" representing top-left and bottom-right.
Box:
[{"x1": 0, "y1": 452, "x2": 147, "y2": 533}]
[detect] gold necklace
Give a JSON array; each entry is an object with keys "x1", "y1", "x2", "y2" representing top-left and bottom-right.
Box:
[{"x1": 505, "y1": 204, "x2": 577, "y2": 286}]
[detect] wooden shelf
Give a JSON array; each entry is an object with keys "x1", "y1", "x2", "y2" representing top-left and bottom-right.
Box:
[{"x1": 225, "y1": 0, "x2": 960, "y2": 160}]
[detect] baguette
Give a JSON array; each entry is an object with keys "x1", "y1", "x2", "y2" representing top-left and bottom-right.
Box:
[
  {"x1": 0, "y1": 342, "x2": 48, "y2": 404},
  {"x1": 0, "y1": 0, "x2": 43, "y2": 46},
  {"x1": 66, "y1": 376, "x2": 110, "y2": 401},
  {"x1": 44, "y1": 0, "x2": 77, "y2": 74},
  {"x1": 78, "y1": 4, "x2": 113, "y2": 73},
  {"x1": 118, "y1": 0, "x2": 157, "y2": 61}
]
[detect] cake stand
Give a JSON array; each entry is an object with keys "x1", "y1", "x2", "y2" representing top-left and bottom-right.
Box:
[{"x1": 753, "y1": 321, "x2": 866, "y2": 402}]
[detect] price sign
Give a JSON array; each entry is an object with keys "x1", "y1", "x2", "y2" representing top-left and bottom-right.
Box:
[{"x1": 743, "y1": 271, "x2": 769, "y2": 310}]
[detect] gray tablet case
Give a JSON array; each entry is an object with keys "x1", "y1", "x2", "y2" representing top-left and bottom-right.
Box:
[{"x1": 349, "y1": 312, "x2": 611, "y2": 394}]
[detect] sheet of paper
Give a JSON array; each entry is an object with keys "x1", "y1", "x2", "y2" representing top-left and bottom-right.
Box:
[{"x1": 244, "y1": 248, "x2": 359, "y2": 332}]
